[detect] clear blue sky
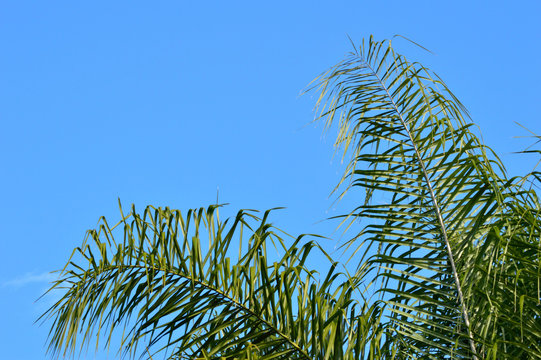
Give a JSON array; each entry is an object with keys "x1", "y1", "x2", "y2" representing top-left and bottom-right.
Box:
[{"x1": 1, "y1": 1, "x2": 539, "y2": 359}]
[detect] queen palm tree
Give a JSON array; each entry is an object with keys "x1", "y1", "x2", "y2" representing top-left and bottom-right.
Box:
[{"x1": 40, "y1": 36, "x2": 541, "y2": 359}]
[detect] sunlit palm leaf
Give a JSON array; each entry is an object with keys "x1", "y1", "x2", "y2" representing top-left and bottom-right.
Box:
[
  {"x1": 312, "y1": 36, "x2": 541, "y2": 359},
  {"x1": 40, "y1": 205, "x2": 361, "y2": 359}
]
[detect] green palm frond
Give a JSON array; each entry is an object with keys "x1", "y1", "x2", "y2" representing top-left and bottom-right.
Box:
[
  {"x1": 40, "y1": 204, "x2": 369, "y2": 360},
  {"x1": 312, "y1": 36, "x2": 541, "y2": 359}
]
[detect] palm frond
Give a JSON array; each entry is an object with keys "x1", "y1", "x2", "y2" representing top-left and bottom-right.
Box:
[
  {"x1": 312, "y1": 36, "x2": 541, "y2": 359},
  {"x1": 40, "y1": 205, "x2": 360, "y2": 359}
]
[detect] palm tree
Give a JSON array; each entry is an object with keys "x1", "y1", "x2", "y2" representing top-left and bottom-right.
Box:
[{"x1": 40, "y1": 36, "x2": 541, "y2": 359}]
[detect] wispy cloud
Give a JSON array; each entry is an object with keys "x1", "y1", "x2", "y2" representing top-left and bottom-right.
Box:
[{"x1": 2, "y1": 272, "x2": 58, "y2": 288}]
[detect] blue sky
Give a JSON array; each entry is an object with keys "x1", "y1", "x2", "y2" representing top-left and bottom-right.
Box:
[{"x1": 1, "y1": 1, "x2": 540, "y2": 359}]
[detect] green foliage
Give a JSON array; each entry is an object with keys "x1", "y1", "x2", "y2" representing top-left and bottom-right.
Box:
[
  {"x1": 41, "y1": 37, "x2": 540, "y2": 359},
  {"x1": 40, "y1": 205, "x2": 381, "y2": 359}
]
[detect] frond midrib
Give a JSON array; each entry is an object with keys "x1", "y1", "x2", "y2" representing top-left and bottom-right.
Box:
[{"x1": 352, "y1": 49, "x2": 478, "y2": 357}]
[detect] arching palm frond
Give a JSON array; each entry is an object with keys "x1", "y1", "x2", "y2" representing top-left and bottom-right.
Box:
[
  {"x1": 312, "y1": 36, "x2": 541, "y2": 359},
  {"x1": 39, "y1": 205, "x2": 361, "y2": 360}
]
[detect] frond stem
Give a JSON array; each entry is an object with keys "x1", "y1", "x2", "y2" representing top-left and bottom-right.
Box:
[{"x1": 358, "y1": 52, "x2": 478, "y2": 358}]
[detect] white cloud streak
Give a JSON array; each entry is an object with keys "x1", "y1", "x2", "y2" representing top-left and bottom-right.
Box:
[{"x1": 2, "y1": 272, "x2": 58, "y2": 288}]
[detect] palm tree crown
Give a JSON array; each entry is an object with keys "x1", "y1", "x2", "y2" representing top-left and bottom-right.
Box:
[{"x1": 41, "y1": 37, "x2": 541, "y2": 359}]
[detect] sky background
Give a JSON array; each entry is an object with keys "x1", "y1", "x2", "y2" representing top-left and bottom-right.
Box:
[{"x1": 1, "y1": 1, "x2": 540, "y2": 359}]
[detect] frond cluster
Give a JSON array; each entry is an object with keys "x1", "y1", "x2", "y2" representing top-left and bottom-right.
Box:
[{"x1": 42, "y1": 37, "x2": 541, "y2": 360}]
